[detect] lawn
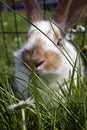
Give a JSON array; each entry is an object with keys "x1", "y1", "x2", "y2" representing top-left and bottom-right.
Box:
[{"x1": 0, "y1": 5, "x2": 87, "y2": 130}]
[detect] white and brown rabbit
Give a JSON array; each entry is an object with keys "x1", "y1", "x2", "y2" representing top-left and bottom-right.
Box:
[{"x1": 14, "y1": 0, "x2": 87, "y2": 99}]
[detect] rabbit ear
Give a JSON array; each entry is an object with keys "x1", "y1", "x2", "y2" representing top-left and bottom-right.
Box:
[
  {"x1": 23, "y1": 0, "x2": 43, "y2": 22},
  {"x1": 53, "y1": 0, "x2": 87, "y2": 33}
]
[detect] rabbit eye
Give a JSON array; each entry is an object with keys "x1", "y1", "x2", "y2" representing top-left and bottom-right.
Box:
[{"x1": 57, "y1": 38, "x2": 61, "y2": 46}]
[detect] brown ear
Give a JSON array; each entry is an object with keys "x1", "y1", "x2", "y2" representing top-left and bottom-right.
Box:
[
  {"x1": 53, "y1": 0, "x2": 87, "y2": 32},
  {"x1": 23, "y1": 0, "x2": 43, "y2": 22}
]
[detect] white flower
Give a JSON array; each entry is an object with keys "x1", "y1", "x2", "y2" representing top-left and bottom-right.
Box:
[
  {"x1": 76, "y1": 25, "x2": 85, "y2": 32},
  {"x1": 66, "y1": 32, "x2": 75, "y2": 40},
  {"x1": 71, "y1": 28, "x2": 77, "y2": 33},
  {"x1": 3, "y1": 22, "x2": 8, "y2": 26},
  {"x1": 8, "y1": 104, "x2": 16, "y2": 110},
  {"x1": 14, "y1": 37, "x2": 21, "y2": 43},
  {"x1": 8, "y1": 97, "x2": 35, "y2": 111}
]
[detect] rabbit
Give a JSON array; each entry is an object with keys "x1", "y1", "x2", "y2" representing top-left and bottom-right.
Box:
[{"x1": 14, "y1": 0, "x2": 87, "y2": 99}]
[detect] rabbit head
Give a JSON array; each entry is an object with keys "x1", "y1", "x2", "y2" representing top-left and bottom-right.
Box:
[{"x1": 14, "y1": 0, "x2": 87, "y2": 98}]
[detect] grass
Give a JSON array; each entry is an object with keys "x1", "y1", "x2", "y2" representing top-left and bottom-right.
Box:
[{"x1": 0, "y1": 5, "x2": 87, "y2": 130}]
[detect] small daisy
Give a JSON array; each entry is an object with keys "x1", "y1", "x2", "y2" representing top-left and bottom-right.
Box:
[{"x1": 8, "y1": 97, "x2": 35, "y2": 110}]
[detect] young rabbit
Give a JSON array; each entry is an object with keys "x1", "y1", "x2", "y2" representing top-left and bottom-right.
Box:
[{"x1": 14, "y1": 0, "x2": 87, "y2": 99}]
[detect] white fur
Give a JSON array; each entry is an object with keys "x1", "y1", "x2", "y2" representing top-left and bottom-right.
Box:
[
  {"x1": 24, "y1": 21, "x2": 61, "y2": 52},
  {"x1": 14, "y1": 21, "x2": 84, "y2": 99}
]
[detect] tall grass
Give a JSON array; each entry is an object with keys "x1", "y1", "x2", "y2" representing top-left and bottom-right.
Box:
[{"x1": 0, "y1": 3, "x2": 87, "y2": 130}]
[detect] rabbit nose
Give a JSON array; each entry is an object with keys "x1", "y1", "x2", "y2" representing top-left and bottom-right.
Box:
[{"x1": 33, "y1": 60, "x2": 44, "y2": 68}]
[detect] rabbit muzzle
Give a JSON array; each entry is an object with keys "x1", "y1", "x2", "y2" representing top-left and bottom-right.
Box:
[
  {"x1": 21, "y1": 45, "x2": 60, "y2": 75},
  {"x1": 33, "y1": 60, "x2": 44, "y2": 69}
]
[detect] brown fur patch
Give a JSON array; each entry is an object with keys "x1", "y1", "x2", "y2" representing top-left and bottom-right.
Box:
[
  {"x1": 22, "y1": 40, "x2": 60, "y2": 71},
  {"x1": 22, "y1": 49, "x2": 31, "y2": 65},
  {"x1": 43, "y1": 51, "x2": 60, "y2": 71}
]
